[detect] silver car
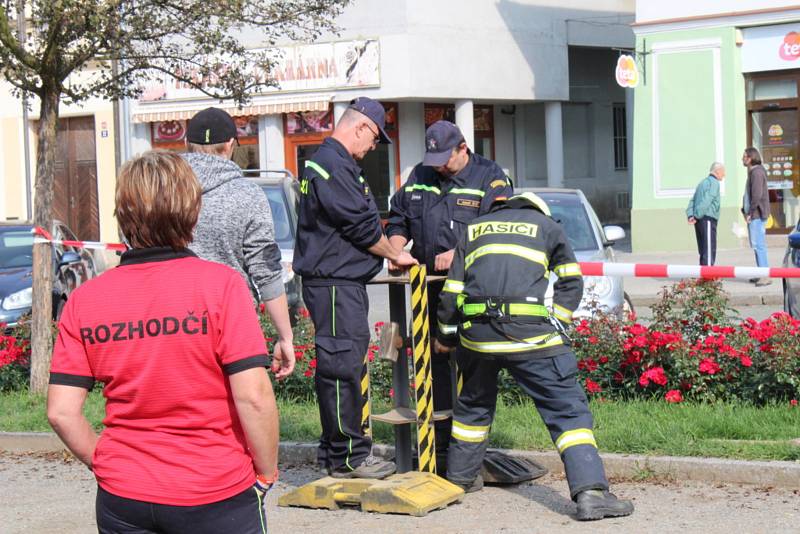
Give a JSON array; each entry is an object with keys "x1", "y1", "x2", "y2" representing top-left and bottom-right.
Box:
[
  {"x1": 782, "y1": 226, "x2": 800, "y2": 318},
  {"x1": 516, "y1": 188, "x2": 631, "y2": 318}
]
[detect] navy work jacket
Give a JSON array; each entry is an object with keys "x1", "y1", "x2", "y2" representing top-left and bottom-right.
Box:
[
  {"x1": 293, "y1": 137, "x2": 384, "y2": 284},
  {"x1": 385, "y1": 153, "x2": 513, "y2": 274}
]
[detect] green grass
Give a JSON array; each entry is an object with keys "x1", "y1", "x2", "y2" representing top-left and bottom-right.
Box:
[{"x1": 3, "y1": 392, "x2": 799, "y2": 461}]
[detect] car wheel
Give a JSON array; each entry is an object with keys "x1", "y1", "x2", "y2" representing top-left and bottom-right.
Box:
[{"x1": 623, "y1": 292, "x2": 634, "y2": 316}]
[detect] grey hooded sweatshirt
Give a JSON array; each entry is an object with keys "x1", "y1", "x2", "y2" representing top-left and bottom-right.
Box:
[{"x1": 182, "y1": 152, "x2": 284, "y2": 301}]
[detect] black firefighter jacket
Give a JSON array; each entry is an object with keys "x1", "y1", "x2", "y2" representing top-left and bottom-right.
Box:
[{"x1": 437, "y1": 199, "x2": 584, "y2": 359}]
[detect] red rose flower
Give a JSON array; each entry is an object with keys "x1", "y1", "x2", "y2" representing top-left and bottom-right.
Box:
[
  {"x1": 309, "y1": 358, "x2": 317, "y2": 369},
  {"x1": 303, "y1": 369, "x2": 313, "y2": 377},
  {"x1": 665, "y1": 390, "x2": 683, "y2": 403},
  {"x1": 588, "y1": 336, "x2": 598, "y2": 344},
  {"x1": 740, "y1": 356, "x2": 752, "y2": 367},
  {"x1": 585, "y1": 378, "x2": 602, "y2": 394},
  {"x1": 698, "y1": 358, "x2": 720, "y2": 375},
  {"x1": 791, "y1": 399, "x2": 798, "y2": 407},
  {"x1": 639, "y1": 366, "x2": 667, "y2": 387}
]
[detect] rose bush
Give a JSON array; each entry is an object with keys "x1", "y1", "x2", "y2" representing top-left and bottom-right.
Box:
[
  {"x1": 0, "y1": 322, "x2": 31, "y2": 392},
  {"x1": 572, "y1": 279, "x2": 800, "y2": 405}
]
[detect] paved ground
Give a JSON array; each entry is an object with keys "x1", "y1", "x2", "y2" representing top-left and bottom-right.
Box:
[{"x1": 3, "y1": 453, "x2": 798, "y2": 534}]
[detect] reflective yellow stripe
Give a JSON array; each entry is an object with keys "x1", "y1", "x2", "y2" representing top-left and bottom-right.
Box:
[
  {"x1": 437, "y1": 321, "x2": 458, "y2": 335},
  {"x1": 460, "y1": 302, "x2": 548, "y2": 317},
  {"x1": 304, "y1": 160, "x2": 330, "y2": 180},
  {"x1": 443, "y1": 279, "x2": 465, "y2": 294},
  {"x1": 450, "y1": 188, "x2": 485, "y2": 197},
  {"x1": 464, "y1": 244, "x2": 548, "y2": 271},
  {"x1": 554, "y1": 262, "x2": 582, "y2": 278},
  {"x1": 555, "y1": 428, "x2": 597, "y2": 454},
  {"x1": 405, "y1": 184, "x2": 441, "y2": 195},
  {"x1": 452, "y1": 420, "x2": 490, "y2": 443},
  {"x1": 552, "y1": 303, "x2": 574, "y2": 324},
  {"x1": 459, "y1": 332, "x2": 563, "y2": 353}
]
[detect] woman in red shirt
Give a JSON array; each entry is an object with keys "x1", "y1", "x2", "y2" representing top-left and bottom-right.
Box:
[{"x1": 47, "y1": 151, "x2": 290, "y2": 533}]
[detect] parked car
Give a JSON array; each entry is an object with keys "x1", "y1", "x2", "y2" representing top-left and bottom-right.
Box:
[
  {"x1": 247, "y1": 170, "x2": 304, "y2": 321},
  {"x1": 516, "y1": 188, "x2": 632, "y2": 319},
  {"x1": 782, "y1": 223, "x2": 800, "y2": 318},
  {"x1": 0, "y1": 221, "x2": 98, "y2": 327}
]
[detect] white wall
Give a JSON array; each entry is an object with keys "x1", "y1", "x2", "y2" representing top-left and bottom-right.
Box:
[{"x1": 636, "y1": 0, "x2": 799, "y2": 24}]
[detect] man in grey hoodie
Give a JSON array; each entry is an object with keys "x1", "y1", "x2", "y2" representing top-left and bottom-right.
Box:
[{"x1": 183, "y1": 107, "x2": 295, "y2": 377}]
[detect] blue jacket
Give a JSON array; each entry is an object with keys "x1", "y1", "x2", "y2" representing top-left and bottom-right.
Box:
[
  {"x1": 294, "y1": 137, "x2": 384, "y2": 283},
  {"x1": 686, "y1": 175, "x2": 720, "y2": 221},
  {"x1": 385, "y1": 153, "x2": 513, "y2": 274}
]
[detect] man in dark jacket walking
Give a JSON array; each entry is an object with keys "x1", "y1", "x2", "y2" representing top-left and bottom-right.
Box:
[
  {"x1": 741, "y1": 147, "x2": 772, "y2": 286},
  {"x1": 687, "y1": 162, "x2": 725, "y2": 265},
  {"x1": 183, "y1": 107, "x2": 295, "y2": 377}
]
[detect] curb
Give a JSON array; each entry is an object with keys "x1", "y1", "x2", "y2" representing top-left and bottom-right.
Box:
[{"x1": 4, "y1": 433, "x2": 799, "y2": 490}]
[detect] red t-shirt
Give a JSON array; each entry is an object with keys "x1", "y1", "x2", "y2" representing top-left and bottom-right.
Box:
[{"x1": 50, "y1": 248, "x2": 269, "y2": 506}]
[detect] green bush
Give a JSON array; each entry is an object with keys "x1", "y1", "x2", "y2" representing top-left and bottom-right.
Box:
[{"x1": 0, "y1": 322, "x2": 31, "y2": 392}]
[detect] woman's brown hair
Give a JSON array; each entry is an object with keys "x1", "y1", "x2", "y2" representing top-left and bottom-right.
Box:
[{"x1": 114, "y1": 151, "x2": 201, "y2": 249}]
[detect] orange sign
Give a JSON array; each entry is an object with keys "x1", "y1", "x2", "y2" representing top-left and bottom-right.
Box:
[
  {"x1": 779, "y1": 32, "x2": 800, "y2": 61},
  {"x1": 615, "y1": 55, "x2": 639, "y2": 88}
]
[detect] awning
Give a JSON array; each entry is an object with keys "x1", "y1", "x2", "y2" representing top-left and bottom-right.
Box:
[{"x1": 131, "y1": 94, "x2": 333, "y2": 123}]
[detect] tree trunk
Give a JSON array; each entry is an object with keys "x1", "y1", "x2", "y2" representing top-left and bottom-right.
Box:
[{"x1": 29, "y1": 88, "x2": 60, "y2": 394}]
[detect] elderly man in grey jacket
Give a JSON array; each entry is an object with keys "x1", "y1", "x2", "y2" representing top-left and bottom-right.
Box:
[{"x1": 183, "y1": 107, "x2": 295, "y2": 377}]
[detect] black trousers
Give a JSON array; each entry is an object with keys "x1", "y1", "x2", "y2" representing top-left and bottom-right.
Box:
[
  {"x1": 427, "y1": 282, "x2": 454, "y2": 460},
  {"x1": 96, "y1": 485, "x2": 267, "y2": 534},
  {"x1": 694, "y1": 216, "x2": 718, "y2": 266},
  {"x1": 447, "y1": 350, "x2": 608, "y2": 499},
  {"x1": 303, "y1": 283, "x2": 372, "y2": 472}
]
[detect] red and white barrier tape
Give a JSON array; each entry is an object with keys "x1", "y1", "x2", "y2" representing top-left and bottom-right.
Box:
[
  {"x1": 32, "y1": 227, "x2": 127, "y2": 252},
  {"x1": 579, "y1": 262, "x2": 800, "y2": 279}
]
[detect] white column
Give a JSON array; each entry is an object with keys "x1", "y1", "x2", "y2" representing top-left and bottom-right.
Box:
[
  {"x1": 398, "y1": 101, "x2": 425, "y2": 183},
  {"x1": 545, "y1": 101, "x2": 564, "y2": 189},
  {"x1": 262, "y1": 114, "x2": 285, "y2": 171},
  {"x1": 333, "y1": 101, "x2": 348, "y2": 125},
  {"x1": 514, "y1": 105, "x2": 527, "y2": 186},
  {"x1": 455, "y1": 99, "x2": 475, "y2": 150}
]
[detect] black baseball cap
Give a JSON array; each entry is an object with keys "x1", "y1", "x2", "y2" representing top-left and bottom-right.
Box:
[
  {"x1": 423, "y1": 121, "x2": 465, "y2": 166},
  {"x1": 348, "y1": 97, "x2": 391, "y2": 144},
  {"x1": 186, "y1": 107, "x2": 238, "y2": 145}
]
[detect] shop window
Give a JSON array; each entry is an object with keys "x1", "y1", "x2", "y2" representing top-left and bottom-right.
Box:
[
  {"x1": 151, "y1": 120, "x2": 188, "y2": 151},
  {"x1": 283, "y1": 109, "x2": 334, "y2": 178},
  {"x1": 423, "y1": 103, "x2": 494, "y2": 158},
  {"x1": 612, "y1": 103, "x2": 628, "y2": 170},
  {"x1": 746, "y1": 78, "x2": 798, "y2": 101}
]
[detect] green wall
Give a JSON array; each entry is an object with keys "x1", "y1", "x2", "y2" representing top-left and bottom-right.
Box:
[{"x1": 631, "y1": 26, "x2": 747, "y2": 252}]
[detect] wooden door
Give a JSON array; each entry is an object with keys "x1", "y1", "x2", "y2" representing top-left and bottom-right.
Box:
[{"x1": 53, "y1": 117, "x2": 99, "y2": 240}]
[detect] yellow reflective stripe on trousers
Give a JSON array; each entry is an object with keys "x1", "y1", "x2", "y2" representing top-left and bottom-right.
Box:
[
  {"x1": 305, "y1": 160, "x2": 330, "y2": 180},
  {"x1": 552, "y1": 303, "x2": 574, "y2": 324},
  {"x1": 555, "y1": 428, "x2": 597, "y2": 453},
  {"x1": 464, "y1": 244, "x2": 548, "y2": 271},
  {"x1": 443, "y1": 279, "x2": 465, "y2": 294},
  {"x1": 405, "y1": 184, "x2": 441, "y2": 195},
  {"x1": 554, "y1": 262, "x2": 582, "y2": 277},
  {"x1": 452, "y1": 420, "x2": 490, "y2": 443},
  {"x1": 450, "y1": 187, "x2": 485, "y2": 197},
  {"x1": 437, "y1": 321, "x2": 458, "y2": 335},
  {"x1": 459, "y1": 332, "x2": 563, "y2": 353}
]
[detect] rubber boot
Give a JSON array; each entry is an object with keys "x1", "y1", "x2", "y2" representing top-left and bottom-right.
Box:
[{"x1": 575, "y1": 490, "x2": 634, "y2": 521}]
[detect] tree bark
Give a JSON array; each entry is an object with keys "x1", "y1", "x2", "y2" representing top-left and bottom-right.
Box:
[{"x1": 29, "y1": 88, "x2": 60, "y2": 394}]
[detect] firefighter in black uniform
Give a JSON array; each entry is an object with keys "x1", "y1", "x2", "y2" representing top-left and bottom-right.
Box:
[
  {"x1": 385, "y1": 120, "x2": 513, "y2": 465},
  {"x1": 294, "y1": 97, "x2": 417, "y2": 479},
  {"x1": 436, "y1": 192, "x2": 634, "y2": 521}
]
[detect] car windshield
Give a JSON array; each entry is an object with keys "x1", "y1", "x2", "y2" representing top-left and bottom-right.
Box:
[
  {"x1": 537, "y1": 193, "x2": 598, "y2": 251},
  {"x1": 0, "y1": 228, "x2": 34, "y2": 268},
  {"x1": 261, "y1": 185, "x2": 294, "y2": 250}
]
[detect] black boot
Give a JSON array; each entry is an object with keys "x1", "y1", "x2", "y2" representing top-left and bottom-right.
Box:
[
  {"x1": 453, "y1": 474, "x2": 484, "y2": 494},
  {"x1": 575, "y1": 490, "x2": 634, "y2": 521}
]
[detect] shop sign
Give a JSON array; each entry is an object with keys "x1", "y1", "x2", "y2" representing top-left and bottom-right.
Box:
[
  {"x1": 138, "y1": 39, "x2": 380, "y2": 103},
  {"x1": 742, "y1": 24, "x2": 800, "y2": 72},
  {"x1": 615, "y1": 55, "x2": 639, "y2": 88}
]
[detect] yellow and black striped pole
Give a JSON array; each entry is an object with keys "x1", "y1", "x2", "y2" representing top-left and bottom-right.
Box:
[
  {"x1": 361, "y1": 352, "x2": 372, "y2": 438},
  {"x1": 409, "y1": 265, "x2": 436, "y2": 474}
]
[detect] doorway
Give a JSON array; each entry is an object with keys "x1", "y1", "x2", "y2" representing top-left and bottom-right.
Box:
[{"x1": 53, "y1": 116, "x2": 99, "y2": 240}]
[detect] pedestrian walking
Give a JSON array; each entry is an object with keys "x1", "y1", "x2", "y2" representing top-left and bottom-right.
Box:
[
  {"x1": 47, "y1": 151, "x2": 282, "y2": 534},
  {"x1": 686, "y1": 162, "x2": 725, "y2": 265},
  {"x1": 384, "y1": 120, "x2": 512, "y2": 468},
  {"x1": 436, "y1": 191, "x2": 634, "y2": 521},
  {"x1": 294, "y1": 97, "x2": 417, "y2": 479},
  {"x1": 741, "y1": 147, "x2": 772, "y2": 286},
  {"x1": 183, "y1": 107, "x2": 295, "y2": 377}
]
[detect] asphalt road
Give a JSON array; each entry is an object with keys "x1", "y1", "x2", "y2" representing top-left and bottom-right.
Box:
[{"x1": 3, "y1": 453, "x2": 798, "y2": 533}]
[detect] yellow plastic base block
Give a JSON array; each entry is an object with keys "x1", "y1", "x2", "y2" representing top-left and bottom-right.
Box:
[{"x1": 278, "y1": 472, "x2": 464, "y2": 516}]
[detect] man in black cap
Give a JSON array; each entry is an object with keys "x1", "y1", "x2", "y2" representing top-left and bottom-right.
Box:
[
  {"x1": 294, "y1": 97, "x2": 417, "y2": 479},
  {"x1": 183, "y1": 107, "x2": 295, "y2": 380},
  {"x1": 384, "y1": 120, "x2": 513, "y2": 470}
]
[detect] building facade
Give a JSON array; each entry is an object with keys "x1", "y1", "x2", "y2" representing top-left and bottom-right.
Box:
[{"x1": 632, "y1": 0, "x2": 800, "y2": 251}]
